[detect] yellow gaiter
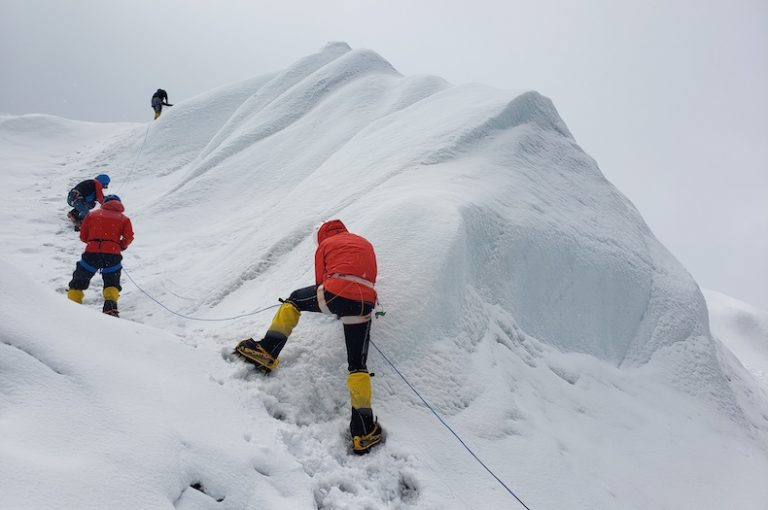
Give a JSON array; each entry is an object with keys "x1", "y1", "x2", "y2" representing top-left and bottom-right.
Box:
[
  {"x1": 347, "y1": 372, "x2": 372, "y2": 409},
  {"x1": 103, "y1": 287, "x2": 120, "y2": 302},
  {"x1": 67, "y1": 289, "x2": 84, "y2": 304},
  {"x1": 266, "y1": 301, "x2": 301, "y2": 338}
]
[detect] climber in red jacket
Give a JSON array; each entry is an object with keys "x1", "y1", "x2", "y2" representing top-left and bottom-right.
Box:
[
  {"x1": 235, "y1": 219, "x2": 383, "y2": 454},
  {"x1": 66, "y1": 195, "x2": 134, "y2": 317}
]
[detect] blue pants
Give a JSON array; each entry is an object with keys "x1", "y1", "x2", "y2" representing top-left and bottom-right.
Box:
[
  {"x1": 73, "y1": 200, "x2": 95, "y2": 220},
  {"x1": 67, "y1": 190, "x2": 95, "y2": 220}
]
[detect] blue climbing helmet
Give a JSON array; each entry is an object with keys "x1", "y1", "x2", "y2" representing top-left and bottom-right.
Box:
[
  {"x1": 103, "y1": 194, "x2": 121, "y2": 203},
  {"x1": 95, "y1": 174, "x2": 110, "y2": 188}
]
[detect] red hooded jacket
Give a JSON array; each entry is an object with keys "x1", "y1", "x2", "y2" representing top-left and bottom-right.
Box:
[
  {"x1": 314, "y1": 220, "x2": 377, "y2": 304},
  {"x1": 80, "y1": 200, "x2": 134, "y2": 254}
]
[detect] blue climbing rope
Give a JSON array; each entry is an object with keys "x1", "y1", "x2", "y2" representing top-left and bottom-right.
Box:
[
  {"x1": 122, "y1": 269, "x2": 279, "y2": 321},
  {"x1": 123, "y1": 266, "x2": 531, "y2": 508},
  {"x1": 369, "y1": 340, "x2": 534, "y2": 510}
]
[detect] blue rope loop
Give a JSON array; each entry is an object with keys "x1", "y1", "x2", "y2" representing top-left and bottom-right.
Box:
[
  {"x1": 77, "y1": 258, "x2": 98, "y2": 274},
  {"x1": 78, "y1": 258, "x2": 122, "y2": 274},
  {"x1": 101, "y1": 263, "x2": 122, "y2": 273}
]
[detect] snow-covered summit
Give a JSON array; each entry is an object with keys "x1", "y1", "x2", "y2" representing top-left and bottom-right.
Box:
[
  {"x1": 123, "y1": 44, "x2": 709, "y2": 371},
  {"x1": 1, "y1": 44, "x2": 767, "y2": 510}
]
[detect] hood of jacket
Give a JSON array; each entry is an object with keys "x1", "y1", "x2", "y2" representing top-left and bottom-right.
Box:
[
  {"x1": 316, "y1": 219, "x2": 348, "y2": 245},
  {"x1": 102, "y1": 200, "x2": 125, "y2": 213}
]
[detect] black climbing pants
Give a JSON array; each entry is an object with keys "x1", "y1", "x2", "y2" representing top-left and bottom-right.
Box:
[
  {"x1": 69, "y1": 253, "x2": 123, "y2": 291},
  {"x1": 262, "y1": 285, "x2": 374, "y2": 372}
]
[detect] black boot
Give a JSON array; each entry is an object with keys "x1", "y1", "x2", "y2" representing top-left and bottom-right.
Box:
[
  {"x1": 103, "y1": 300, "x2": 119, "y2": 317},
  {"x1": 259, "y1": 331, "x2": 288, "y2": 359},
  {"x1": 350, "y1": 407, "x2": 383, "y2": 454},
  {"x1": 67, "y1": 210, "x2": 82, "y2": 231},
  {"x1": 235, "y1": 338, "x2": 279, "y2": 372}
]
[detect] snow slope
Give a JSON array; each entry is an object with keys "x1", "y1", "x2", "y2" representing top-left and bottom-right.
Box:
[
  {"x1": 1, "y1": 43, "x2": 767, "y2": 510},
  {"x1": 0, "y1": 261, "x2": 313, "y2": 510},
  {"x1": 705, "y1": 289, "x2": 768, "y2": 390}
]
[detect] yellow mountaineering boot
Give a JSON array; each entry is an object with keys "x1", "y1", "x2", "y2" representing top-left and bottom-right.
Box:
[
  {"x1": 102, "y1": 286, "x2": 120, "y2": 317},
  {"x1": 352, "y1": 420, "x2": 383, "y2": 454},
  {"x1": 235, "y1": 338, "x2": 279, "y2": 373},
  {"x1": 233, "y1": 301, "x2": 300, "y2": 372},
  {"x1": 350, "y1": 406, "x2": 383, "y2": 455},
  {"x1": 348, "y1": 373, "x2": 383, "y2": 454}
]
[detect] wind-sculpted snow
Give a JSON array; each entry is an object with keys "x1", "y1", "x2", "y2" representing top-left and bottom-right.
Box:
[
  {"x1": 706, "y1": 290, "x2": 768, "y2": 390},
  {"x1": 0, "y1": 113, "x2": 115, "y2": 145},
  {"x1": 172, "y1": 46, "x2": 402, "y2": 191},
  {"x1": 128, "y1": 56, "x2": 703, "y2": 369},
  {"x1": 196, "y1": 41, "x2": 354, "y2": 163},
  {"x1": 96, "y1": 74, "x2": 278, "y2": 188},
  {"x1": 2, "y1": 45, "x2": 767, "y2": 510},
  {"x1": 421, "y1": 90, "x2": 573, "y2": 165},
  {"x1": 102, "y1": 44, "x2": 755, "y2": 422}
]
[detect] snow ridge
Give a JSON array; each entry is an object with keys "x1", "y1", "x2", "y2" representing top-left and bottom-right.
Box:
[
  {"x1": 98, "y1": 43, "x2": 754, "y2": 421},
  {"x1": 1, "y1": 43, "x2": 767, "y2": 510}
]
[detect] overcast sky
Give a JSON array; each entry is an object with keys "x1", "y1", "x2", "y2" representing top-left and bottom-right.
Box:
[{"x1": 1, "y1": 0, "x2": 766, "y2": 308}]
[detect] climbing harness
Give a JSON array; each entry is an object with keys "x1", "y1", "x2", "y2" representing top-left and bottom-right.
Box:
[
  {"x1": 118, "y1": 230, "x2": 527, "y2": 507},
  {"x1": 78, "y1": 257, "x2": 122, "y2": 274}
]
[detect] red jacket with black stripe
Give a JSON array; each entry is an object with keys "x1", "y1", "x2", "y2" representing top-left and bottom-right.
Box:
[
  {"x1": 314, "y1": 220, "x2": 377, "y2": 304},
  {"x1": 80, "y1": 200, "x2": 134, "y2": 254}
]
